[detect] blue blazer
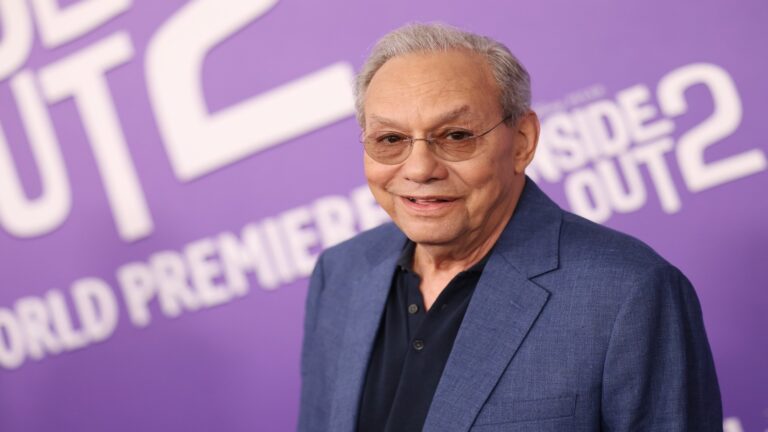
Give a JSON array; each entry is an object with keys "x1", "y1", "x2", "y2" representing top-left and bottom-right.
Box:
[{"x1": 298, "y1": 180, "x2": 722, "y2": 431}]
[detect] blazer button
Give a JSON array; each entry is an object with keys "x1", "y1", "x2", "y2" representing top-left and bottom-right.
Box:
[
  {"x1": 408, "y1": 304, "x2": 419, "y2": 314},
  {"x1": 412, "y1": 339, "x2": 425, "y2": 351}
]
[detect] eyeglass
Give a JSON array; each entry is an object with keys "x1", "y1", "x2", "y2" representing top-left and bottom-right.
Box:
[{"x1": 361, "y1": 115, "x2": 513, "y2": 165}]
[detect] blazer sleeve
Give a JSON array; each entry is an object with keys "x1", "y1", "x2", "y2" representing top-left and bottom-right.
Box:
[
  {"x1": 297, "y1": 252, "x2": 327, "y2": 432},
  {"x1": 600, "y1": 264, "x2": 723, "y2": 431}
]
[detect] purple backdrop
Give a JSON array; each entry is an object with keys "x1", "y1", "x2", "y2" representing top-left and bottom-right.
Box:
[{"x1": 0, "y1": 1, "x2": 765, "y2": 431}]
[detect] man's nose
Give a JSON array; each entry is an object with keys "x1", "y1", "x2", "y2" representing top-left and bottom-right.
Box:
[{"x1": 401, "y1": 139, "x2": 446, "y2": 183}]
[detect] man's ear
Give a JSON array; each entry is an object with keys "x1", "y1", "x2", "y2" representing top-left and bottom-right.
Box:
[{"x1": 513, "y1": 111, "x2": 540, "y2": 174}]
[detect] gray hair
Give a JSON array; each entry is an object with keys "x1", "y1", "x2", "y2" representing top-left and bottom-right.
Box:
[{"x1": 354, "y1": 22, "x2": 531, "y2": 127}]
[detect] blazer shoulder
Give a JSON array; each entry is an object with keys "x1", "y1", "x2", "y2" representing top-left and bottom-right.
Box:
[
  {"x1": 553, "y1": 211, "x2": 698, "y2": 330},
  {"x1": 558, "y1": 210, "x2": 671, "y2": 276}
]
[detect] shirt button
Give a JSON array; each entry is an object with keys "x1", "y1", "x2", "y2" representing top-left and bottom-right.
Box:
[
  {"x1": 408, "y1": 304, "x2": 419, "y2": 314},
  {"x1": 412, "y1": 339, "x2": 425, "y2": 351}
]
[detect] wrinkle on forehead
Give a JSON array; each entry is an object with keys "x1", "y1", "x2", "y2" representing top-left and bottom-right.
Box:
[
  {"x1": 363, "y1": 50, "x2": 499, "y2": 130},
  {"x1": 367, "y1": 105, "x2": 475, "y2": 130}
]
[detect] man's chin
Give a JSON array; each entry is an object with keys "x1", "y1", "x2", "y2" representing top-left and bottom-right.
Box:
[{"x1": 398, "y1": 225, "x2": 459, "y2": 247}]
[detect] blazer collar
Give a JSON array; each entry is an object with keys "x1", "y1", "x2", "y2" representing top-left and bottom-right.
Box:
[
  {"x1": 493, "y1": 178, "x2": 561, "y2": 279},
  {"x1": 330, "y1": 178, "x2": 562, "y2": 431}
]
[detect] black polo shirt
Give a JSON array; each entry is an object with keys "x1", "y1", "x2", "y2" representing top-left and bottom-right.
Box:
[{"x1": 356, "y1": 241, "x2": 489, "y2": 432}]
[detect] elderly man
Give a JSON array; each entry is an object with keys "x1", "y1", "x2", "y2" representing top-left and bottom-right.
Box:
[{"x1": 298, "y1": 23, "x2": 722, "y2": 431}]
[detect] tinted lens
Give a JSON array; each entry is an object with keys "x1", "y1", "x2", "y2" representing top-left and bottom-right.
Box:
[
  {"x1": 433, "y1": 137, "x2": 478, "y2": 161},
  {"x1": 364, "y1": 139, "x2": 410, "y2": 164}
]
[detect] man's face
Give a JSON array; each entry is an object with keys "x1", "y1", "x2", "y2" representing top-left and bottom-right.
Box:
[{"x1": 362, "y1": 50, "x2": 537, "y2": 248}]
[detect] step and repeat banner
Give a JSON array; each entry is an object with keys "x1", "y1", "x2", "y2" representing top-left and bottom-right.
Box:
[{"x1": 0, "y1": 1, "x2": 765, "y2": 431}]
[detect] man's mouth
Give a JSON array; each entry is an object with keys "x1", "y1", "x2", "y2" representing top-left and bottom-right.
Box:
[{"x1": 404, "y1": 196, "x2": 455, "y2": 204}]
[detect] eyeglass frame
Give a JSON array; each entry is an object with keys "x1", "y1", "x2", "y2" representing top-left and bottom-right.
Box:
[{"x1": 360, "y1": 114, "x2": 514, "y2": 165}]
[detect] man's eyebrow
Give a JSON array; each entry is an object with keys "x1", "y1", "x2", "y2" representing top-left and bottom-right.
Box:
[
  {"x1": 367, "y1": 105, "x2": 474, "y2": 129},
  {"x1": 433, "y1": 105, "x2": 473, "y2": 124},
  {"x1": 367, "y1": 115, "x2": 400, "y2": 128}
]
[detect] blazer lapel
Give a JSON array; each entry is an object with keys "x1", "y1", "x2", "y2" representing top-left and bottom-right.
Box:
[
  {"x1": 329, "y1": 229, "x2": 406, "y2": 431},
  {"x1": 423, "y1": 179, "x2": 563, "y2": 432}
]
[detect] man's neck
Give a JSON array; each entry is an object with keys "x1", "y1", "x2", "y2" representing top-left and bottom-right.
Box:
[{"x1": 411, "y1": 200, "x2": 515, "y2": 310}]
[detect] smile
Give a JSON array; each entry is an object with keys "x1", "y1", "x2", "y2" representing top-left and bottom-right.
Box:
[
  {"x1": 400, "y1": 195, "x2": 457, "y2": 212},
  {"x1": 405, "y1": 196, "x2": 454, "y2": 203}
]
